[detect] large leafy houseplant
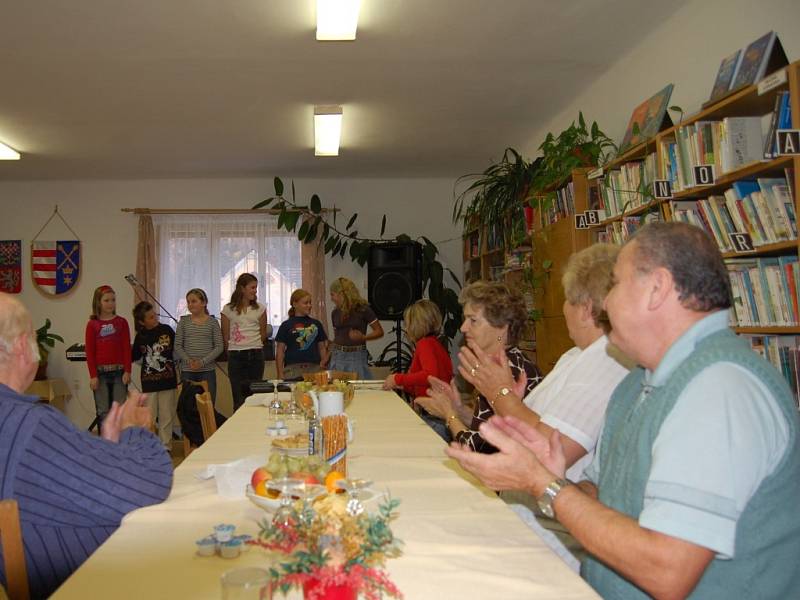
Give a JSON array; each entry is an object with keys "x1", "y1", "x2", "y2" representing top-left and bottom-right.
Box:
[
  {"x1": 452, "y1": 148, "x2": 539, "y2": 248},
  {"x1": 253, "y1": 179, "x2": 463, "y2": 353}
]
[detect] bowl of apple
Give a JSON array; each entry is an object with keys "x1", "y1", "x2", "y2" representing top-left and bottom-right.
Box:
[{"x1": 246, "y1": 453, "x2": 331, "y2": 512}]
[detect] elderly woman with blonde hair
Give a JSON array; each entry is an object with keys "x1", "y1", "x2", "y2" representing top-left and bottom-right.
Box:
[
  {"x1": 416, "y1": 281, "x2": 543, "y2": 451},
  {"x1": 436, "y1": 242, "x2": 630, "y2": 569}
]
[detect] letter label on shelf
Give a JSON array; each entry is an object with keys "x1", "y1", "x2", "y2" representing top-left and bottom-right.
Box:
[
  {"x1": 693, "y1": 165, "x2": 715, "y2": 186},
  {"x1": 653, "y1": 180, "x2": 673, "y2": 199},
  {"x1": 730, "y1": 232, "x2": 755, "y2": 253},
  {"x1": 776, "y1": 130, "x2": 800, "y2": 156}
]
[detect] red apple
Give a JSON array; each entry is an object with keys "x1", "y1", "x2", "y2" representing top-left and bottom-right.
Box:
[
  {"x1": 251, "y1": 466, "x2": 272, "y2": 489},
  {"x1": 289, "y1": 471, "x2": 320, "y2": 485}
]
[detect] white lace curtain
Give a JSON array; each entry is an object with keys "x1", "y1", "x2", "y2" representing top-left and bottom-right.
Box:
[{"x1": 152, "y1": 213, "x2": 306, "y2": 330}]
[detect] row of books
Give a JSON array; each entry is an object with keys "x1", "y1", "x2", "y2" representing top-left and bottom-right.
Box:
[
  {"x1": 464, "y1": 230, "x2": 480, "y2": 259},
  {"x1": 668, "y1": 175, "x2": 796, "y2": 252},
  {"x1": 594, "y1": 212, "x2": 662, "y2": 245},
  {"x1": 540, "y1": 181, "x2": 576, "y2": 226},
  {"x1": 742, "y1": 334, "x2": 800, "y2": 408},
  {"x1": 660, "y1": 116, "x2": 768, "y2": 192},
  {"x1": 727, "y1": 256, "x2": 799, "y2": 327},
  {"x1": 763, "y1": 90, "x2": 792, "y2": 159},
  {"x1": 596, "y1": 154, "x2": 657, "y2": 219}
]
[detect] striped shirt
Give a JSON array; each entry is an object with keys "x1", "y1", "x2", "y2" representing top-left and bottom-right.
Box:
[
  {"x1": 174, "y1": 314, "x2": 224, "y2": 372},
  {"x1": 0, "y1": 384, "x2": 173, "y2": 599}
]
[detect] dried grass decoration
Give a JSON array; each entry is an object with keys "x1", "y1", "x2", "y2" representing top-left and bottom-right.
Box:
[{"x1": 251, "y1": 493, "x2": 403, "y2": 600}]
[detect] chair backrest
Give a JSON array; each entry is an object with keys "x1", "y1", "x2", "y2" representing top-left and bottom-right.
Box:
[
  {"x1": 176, "y1": 380, "x2": 210, "y2": 457},
  {"x1": 0, "y1": 499, "x2": 29, "y2": 600},
  {"x1": 195, "y1": 392, "x2": 217, "y2": 442}
]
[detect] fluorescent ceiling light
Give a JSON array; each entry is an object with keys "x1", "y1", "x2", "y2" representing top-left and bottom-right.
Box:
[
  {"x1": 0, "y1": 141, "x2": 20, "y2": 160},
  {"x1": 314, "y1": 106, "x2": 343, "y2": 156},
  {"x1": 316, "y1": 0, "x2": 361, "y2": 41}
]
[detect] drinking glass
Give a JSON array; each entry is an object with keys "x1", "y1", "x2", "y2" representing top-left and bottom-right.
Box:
[
  {"x1": 268, "y1": 477, "x2": 302, "y2": 527},
  {"x1": 267, "y1": 380, "x2": 282, "y2": 420},
  {"x1": 220, "y1": 567, "x2": 271, "y2": 600},
  {"x1": 336, "y1": 478, "x2": 373, "y2": 516}
]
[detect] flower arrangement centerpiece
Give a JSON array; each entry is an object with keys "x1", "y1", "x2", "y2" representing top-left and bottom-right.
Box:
[{"x1": 251, "y1": 491, "x2": 403, "y2": 600}]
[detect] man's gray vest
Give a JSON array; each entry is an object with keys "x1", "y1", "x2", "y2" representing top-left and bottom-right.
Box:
[{"x1": 582, "y1": 329, "x2": 800, "y2": 598}]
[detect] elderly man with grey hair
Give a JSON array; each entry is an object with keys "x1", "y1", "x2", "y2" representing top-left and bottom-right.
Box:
[
  {"x1": 447, "y1": 222, "x2": 800, "y2": 599},
  {"x1": 0, "y1": 293, "x2": 173, "y2": 599}
]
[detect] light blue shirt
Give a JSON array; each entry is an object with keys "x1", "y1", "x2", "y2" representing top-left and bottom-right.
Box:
[{"x1": 585, "y1": 310, "x2": 789, "y2": 557}]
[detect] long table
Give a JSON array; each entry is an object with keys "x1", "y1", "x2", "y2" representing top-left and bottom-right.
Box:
[{"x1": 51, "y1": 390, "x2": 599, "y2": 599}]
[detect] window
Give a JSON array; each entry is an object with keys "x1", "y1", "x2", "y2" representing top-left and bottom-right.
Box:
[{"x1": 154, "y1": 214, "x2": 302, "y2": 330}]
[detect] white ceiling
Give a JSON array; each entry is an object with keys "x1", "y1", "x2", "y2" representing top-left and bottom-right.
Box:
[{"x1": 0, "y1": 1, "x2": 689, "y2": 180}]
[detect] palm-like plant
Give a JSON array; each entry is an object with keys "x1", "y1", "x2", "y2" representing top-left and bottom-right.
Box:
[{"x1": 452, "y1": 148, "x2": 539, "y2": 247}]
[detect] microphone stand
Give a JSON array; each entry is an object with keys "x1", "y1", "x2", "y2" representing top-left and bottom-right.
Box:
[{"x1": 124, "y1": 274, "x2": 178, "y2": 325}]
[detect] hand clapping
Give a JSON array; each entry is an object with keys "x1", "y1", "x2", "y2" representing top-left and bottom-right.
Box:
[
  {"x1": 458, "y1": 341, "x2": 527, "y2": 404},
  {"x1": 445, "y1": 415, "x2": 567, "y2": 495},
  {"x1": 101, "y1": 391, "x2": 153, "y2": 443}
]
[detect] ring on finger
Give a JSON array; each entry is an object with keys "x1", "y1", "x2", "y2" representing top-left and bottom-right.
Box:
[{"x1": 470, "y1": 367, "x2": 477, "y2": 377}]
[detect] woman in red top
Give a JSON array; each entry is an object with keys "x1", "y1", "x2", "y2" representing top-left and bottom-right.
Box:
[
  {"x1": 383, "y1": 299, "x2": 453, "y2": 439},
  {"x1": 85, "y1": 285, "x2": 132, "y2": 422}
]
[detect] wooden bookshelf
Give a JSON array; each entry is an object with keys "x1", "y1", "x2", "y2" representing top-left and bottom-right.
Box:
[
  {"x1": 529, "y1": 168, "x2": 591, "y2": 373},
  {"x1": 574, "y1": 59, "x2": 800, "y2": 402}
]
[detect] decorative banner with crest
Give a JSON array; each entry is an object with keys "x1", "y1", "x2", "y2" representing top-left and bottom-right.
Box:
[
  {"x1": 0, "y1": 240, "x2": 22, "y2": 293},
  {"x1": 31, "y1": 241, "x2": 81, "y2": 296},
  {"x1": 30, "y1": 206, "x2": 82, "y2": 297}
]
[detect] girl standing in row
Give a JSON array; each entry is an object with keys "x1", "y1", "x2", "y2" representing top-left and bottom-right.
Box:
[
  {"x1": 329, "y1": 277, "x2": 383, "y2": 380},
  {"x1": 221, "y1": 273, "x2": 268, "y2": 410},
  {"x1": 85, "y1": 285, "x2": 131, "y2": 422},
  {"x1": 275, "y1": 289, "x2": 329, "y2": 380},
  {"x1": 174, "y1": 288, "x2": 224, "y2": 402}
]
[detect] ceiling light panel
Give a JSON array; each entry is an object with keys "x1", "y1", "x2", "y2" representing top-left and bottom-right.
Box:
[
  {"x1": 0, "y1": 141, "x2": 20, "y2": 160},
  {"x1": 314, "y1": 106, "x2": 343, "y2": 156},
  {"x1": 316, "y1": 0, "x2": 361, "y2": 41}
]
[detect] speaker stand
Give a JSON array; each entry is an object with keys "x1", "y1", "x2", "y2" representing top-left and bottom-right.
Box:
[{"x1": 392, "y1": 318, "x2": 403, "y2": 373}]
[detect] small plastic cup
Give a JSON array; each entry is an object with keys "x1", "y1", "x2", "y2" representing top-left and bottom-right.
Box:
[
  {"x1": 214, "y1": 523, "x2": 236, "y2": 542},
  {"x1": 195, "y1": 536, "x2": 216, "y2": 557},
  {"x1": 220, "y1": 538, "x2": 242, "y2": 559}
]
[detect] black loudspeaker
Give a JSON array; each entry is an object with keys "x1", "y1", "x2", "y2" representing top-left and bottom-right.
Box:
[{"x1": 368, "y1": 242, "x2": 423, "y2": 319}]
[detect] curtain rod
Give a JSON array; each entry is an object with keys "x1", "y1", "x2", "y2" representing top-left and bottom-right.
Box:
[{"x1": 121, "y1": 207, "x2": 338, "y2": 215}]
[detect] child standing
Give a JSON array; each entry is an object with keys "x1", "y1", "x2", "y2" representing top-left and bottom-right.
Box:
[
  {"x1": 174, "y1": 288, "x2": 224, "y2": 402},
  {"x1": 329, "y1": 277, "x2": 384, "y2": 380},
  {"x1": 132, "y1": 301, "x2": 178, "y2": 452},
  {"x1": 275, "y1": 289, "x2": 329, "y2": 380},
  {"x1": 221, "y1": 273, "x2": 268, "y2": 411},
  {"x1": 85, "y1": 285, "x2": 131, "y2": 422}
]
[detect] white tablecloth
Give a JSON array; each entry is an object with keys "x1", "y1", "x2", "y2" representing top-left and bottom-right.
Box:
[{"x1": 51, "y1": 391, "x2": 598, "y2": 599}]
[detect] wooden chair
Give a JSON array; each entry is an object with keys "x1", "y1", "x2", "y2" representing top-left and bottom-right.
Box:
[
  {"x1": 176, "y1": 380, "x2": 209, "y2": 458},
  {"x1": 0, "y1": 499, "x2": 29, "y2": 600},
  {"x1": 195, "y1": 392, "x2": 217, "y2": 442},
  {"x1": 330, "y1": 370, "x2": 357, "y2": 382}
]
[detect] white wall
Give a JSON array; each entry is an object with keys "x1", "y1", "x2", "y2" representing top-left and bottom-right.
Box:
[
  {"x1": 0, "y1": 177, "x2": 461, "y2": 426},
  {"x1": 525, "y1": 0, "x2": 800, "y2": 156}
]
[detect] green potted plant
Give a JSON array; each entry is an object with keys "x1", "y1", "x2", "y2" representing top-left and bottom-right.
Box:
[
  {"x1": 452, "y1": 147, "x2": 540, "y2": 248},
  {"x1": 35, "y1": 319, "x2": 64, "y2": 381},
  {"x1": 531, "y1": 112, "x2": 616, "y2": 195}
]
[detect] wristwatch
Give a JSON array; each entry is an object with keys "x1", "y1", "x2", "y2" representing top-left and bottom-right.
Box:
[
  {"x1": 491, "y1": 386, "x2": 512, "y2": 406},
  {"x1": 536, "y1": 478, "x2": 571, "y2": 518}
]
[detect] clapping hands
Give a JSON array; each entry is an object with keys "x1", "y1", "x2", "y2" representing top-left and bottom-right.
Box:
[
  {"x1": 101, "y1": 391, "x2": 153, "y2": 443},
  {"x1": 445, "y1": 415, "x2": 566, "y2": 495}
]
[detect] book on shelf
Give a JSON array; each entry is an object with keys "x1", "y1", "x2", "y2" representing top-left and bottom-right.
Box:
[
  {"x1": 619, "y1": 84, "x2": 674, "y2": 152},
  {"x1": 763, "y1": 91, "x2": 790, "y2": 159},
  {"x1": 539, "y1": 181, "x2": 576, "y2": 226},
  {"x1": 741, "y1": 334, "x2": 800, "y2": 408},
  {"x1": 597, "y1": 154, "x2": 657, "y2": 220},
  {"x1": 709, "y1": 49, "x2": 743, "y2": 102},
  {"x1": 727, "y1": 256, "x2": 799, "y2": 327},
  {"x1": 731, "y1": 31, "x2": 788, "y2": 91},
  {"x1": 674, "y1": 175, "x2": 797, "y2": 252}
]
